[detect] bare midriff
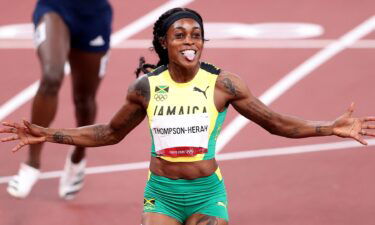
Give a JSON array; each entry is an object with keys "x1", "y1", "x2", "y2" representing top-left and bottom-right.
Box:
[{"x1": 150, "y1": 157, "x2": 218, "y2": 180}]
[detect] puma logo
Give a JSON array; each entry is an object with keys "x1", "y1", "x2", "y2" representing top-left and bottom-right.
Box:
[
  {"x1": 217, "y1": 201, "x2": 227, "y2": 208},
  {"x1": 193, "y1": 86, "x2": 209, "y2": 99}
]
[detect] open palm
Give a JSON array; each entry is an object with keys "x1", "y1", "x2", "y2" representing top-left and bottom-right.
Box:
[
  {"x1": 0, "y1": 120, "x2": 46, "y2": 152},
  {"x1": 333, "y1": 103, "x2": 375, "y2": 145}
]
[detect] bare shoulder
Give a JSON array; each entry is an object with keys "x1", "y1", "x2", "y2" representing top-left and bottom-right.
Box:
[
  {"x1": 216, "y1": 70, "x2": 248, "y2": 100},
  {"x1": 127, "y1": 74, "x2": 150, "y2": 107}
]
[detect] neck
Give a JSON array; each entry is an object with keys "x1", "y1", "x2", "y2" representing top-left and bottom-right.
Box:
[{"x1": 168, "y1": 61, "x2": 200, "y2": 83}]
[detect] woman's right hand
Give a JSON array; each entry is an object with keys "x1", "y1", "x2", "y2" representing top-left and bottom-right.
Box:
[{"x1": 0, "y1": 120, "x2": 46, "y2": 152}]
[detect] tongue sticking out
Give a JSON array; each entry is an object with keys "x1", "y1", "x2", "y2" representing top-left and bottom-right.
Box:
[{"x1": 183, "y1": 50, "x2": 196, "y2": 61}]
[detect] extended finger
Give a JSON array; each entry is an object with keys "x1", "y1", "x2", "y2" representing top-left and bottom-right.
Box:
[
  {"x1": 353, "y1": 135, "x2": 367, "y2": 145},
  {"x1": 2, "y1": 122, "x2": 25, "y2": 130},
  {"x1": 346, "y1": 102, "x2": 355, "y2": 117},
  {"x1": 361, "y1": 130, "x2": 375, "y2": 137},
  {"x1": 363, "y1": 117, "x2": 375, "y2": 122},
  {"x1": 362, "y1": 124, "x2": 375, "y2": 129},
  {"x1": 0, "y1": 135, "x2": 19, "y2": 142},
  {"x1": 0, "y1": 127, "x2": 18, "y2": 133},
  {"x1": 1, "y1": 121, "x2": 19, "y2": 128},
  {"x1": 23, "y1": 120, "x2": 32, "y2": 127},
  {"x1": 12, "y1": 142, "x2": 26, "y2": 152}
]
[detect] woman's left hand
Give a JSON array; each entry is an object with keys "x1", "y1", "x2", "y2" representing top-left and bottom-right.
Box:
[{"x1": 333, "y1": 103, "x2": 375, "y2": 145}]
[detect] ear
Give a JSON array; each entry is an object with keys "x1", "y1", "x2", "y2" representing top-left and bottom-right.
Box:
[{"x1": 159, "y1": 37, "x2": 167, "y2": 50}]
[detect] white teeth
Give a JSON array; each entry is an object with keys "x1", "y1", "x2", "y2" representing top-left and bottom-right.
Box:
[{"x1": 182, "y1": 50, "x2": 196, "y2": 61}]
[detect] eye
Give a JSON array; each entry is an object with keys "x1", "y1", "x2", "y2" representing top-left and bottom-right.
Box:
[
  {"x1": 192, "y1": 32, "x2": 202, "y2": 39},
  {"x1": 174, "y1": 33, "x2": 184, "y2": 39}
]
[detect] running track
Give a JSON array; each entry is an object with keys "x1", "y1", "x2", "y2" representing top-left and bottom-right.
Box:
[{"x1": 0, "y1": 1, "x2": 375, "y2": 225}]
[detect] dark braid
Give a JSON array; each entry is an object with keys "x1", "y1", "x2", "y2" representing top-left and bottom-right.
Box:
[
  {"x1": 134, "y1": 57, "x2": 157, "y2": 78},
  {"x1": 135, "y1": 8, "x2": 204, "y2": 77}
]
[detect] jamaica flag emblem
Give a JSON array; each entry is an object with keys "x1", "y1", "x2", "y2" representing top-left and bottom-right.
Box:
[
  {"x1": 154, "y1": 85, "x2": 169, "y2": 101},
  {"x1": 144, "y1": 198, "x2": 156, "y2": 210},
  {"x1": 155, "y1": 85, "x2": 169, "y2": 93}
]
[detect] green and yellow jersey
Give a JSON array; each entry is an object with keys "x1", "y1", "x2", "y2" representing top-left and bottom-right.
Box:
[{"x1": 146, "y1": 62, "x2": 227, "y2": 162}]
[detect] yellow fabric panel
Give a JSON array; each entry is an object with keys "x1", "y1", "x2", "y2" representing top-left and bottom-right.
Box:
[
  {"x1": 146, "y1": 66, "x2": 219, "y2": 162},
  {"x1": 215, "y1": 167, "x2": 223, "y2": 181},
  {"x1": 160, "y1": 153, "x2": 205, "y2": 162}
]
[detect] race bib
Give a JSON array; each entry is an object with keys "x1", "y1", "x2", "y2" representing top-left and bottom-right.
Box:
[{"x1": 151, "y1": 113, "x2": 210, "y2": 157}]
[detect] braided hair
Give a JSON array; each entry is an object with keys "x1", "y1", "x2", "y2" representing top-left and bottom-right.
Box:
[{"x1": 135, "y1": 8, "x2": 204, "y2": 77}]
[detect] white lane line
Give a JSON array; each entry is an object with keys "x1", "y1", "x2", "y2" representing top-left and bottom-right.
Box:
[
  {"x1": 115, "y1": 39, "x2": 375, "y2": 49},
  {"x1": 216, "y1": 139, "x2": 375, "y2": 161},
  {"x1": 0, "y1": 0, "x2": 194, "y2": 121},
  {"x1": 0, "y1": 81, "x2": 39, "y2": 121},
  {"x1": 216, "y1": 15, "x2": 375, "y2": 153},
  {"x1": 204, "y1": 39, "x2": 375, "y2": 48},
  {"x1": 2, "y1": 39, "x2": 375, "y2": 49},
  {"x1": 111, "y1": 0, "x2": 194, "y2": 46},
  {"x1": 1, "y1": 139, "x2": 373, "y2": 184}
]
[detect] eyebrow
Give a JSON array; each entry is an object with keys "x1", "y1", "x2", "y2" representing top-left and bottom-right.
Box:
[{"x1": 174, "y1": 26, "x2": 201, "y2": 30}]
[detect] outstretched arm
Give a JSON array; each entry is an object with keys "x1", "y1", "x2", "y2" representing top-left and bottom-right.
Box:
[
  {"x1": 0, "y1": 75, "x2": 150, "y2": 152},
  {"x1": 215, "y1": 71, "x2": 375, "y2": 145}
]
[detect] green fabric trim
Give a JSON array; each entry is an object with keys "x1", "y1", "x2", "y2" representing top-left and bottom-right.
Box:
[
  {"x1": 204, "y1": 108, "x2": 228, "y2": 160},
  {"x1": 150, "y1": 128, "x2": 157, "y2": 157}
]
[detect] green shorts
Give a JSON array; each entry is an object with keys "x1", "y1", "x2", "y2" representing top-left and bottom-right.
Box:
[{"x1": 143, "y1": 168, "x2": 229, "y2": 223}]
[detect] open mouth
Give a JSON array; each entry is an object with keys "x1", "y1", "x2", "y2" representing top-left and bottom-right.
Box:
[{"x1": 181, "y1": 50, "x2": 196, "y2": 61}]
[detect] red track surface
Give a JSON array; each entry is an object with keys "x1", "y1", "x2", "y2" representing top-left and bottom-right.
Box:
[{"x1": 1, "y1": 0, "x2": 375, "y2": 224}]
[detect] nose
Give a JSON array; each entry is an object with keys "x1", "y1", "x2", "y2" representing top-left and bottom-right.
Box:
[{"x1": 183, "y1": 35, "x2": 194, "y2": 45}]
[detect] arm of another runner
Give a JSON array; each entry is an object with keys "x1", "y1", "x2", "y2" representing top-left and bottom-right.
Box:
[
  {"x1": 0, "y1": 75, "x2": 150, "y2": 152},
  {"x1": 215, "y1": 71, "x2": 375, "y2": 145}
]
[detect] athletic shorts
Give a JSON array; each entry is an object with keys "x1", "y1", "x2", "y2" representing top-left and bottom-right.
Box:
[
  {"x1": 143, "y1": 168, "x2": 229, "y2": 223},
  {"x1": 32, "y1": 0, "x2": 112, "y2": 52}
]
